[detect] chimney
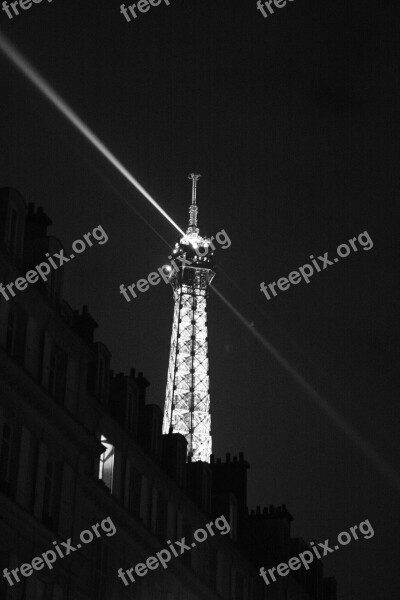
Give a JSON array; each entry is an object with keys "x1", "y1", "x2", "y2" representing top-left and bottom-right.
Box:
[
  {"x1": 135, "y1": 371, "x2": 150, "y2": 407},
  {"x1": 72, "y1": 305, "x2": 98, "y2": 343},
  {"x1": 25, "y1": 204, "x2": 52, "y2": 240}
]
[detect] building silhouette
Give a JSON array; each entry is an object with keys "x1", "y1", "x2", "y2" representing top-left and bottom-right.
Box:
[{"x1": 0, "y1": 187, "x2": 337, "y2": 600}]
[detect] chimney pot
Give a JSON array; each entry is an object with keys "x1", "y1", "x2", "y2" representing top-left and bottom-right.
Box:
[{"x1": 24, "y1": 202, "x2": 52, "y2": 239}]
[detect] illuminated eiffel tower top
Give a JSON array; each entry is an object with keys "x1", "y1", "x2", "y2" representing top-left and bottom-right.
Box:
[{"x1": 162, "y1": 174, "x2": 215, "y2": 462}]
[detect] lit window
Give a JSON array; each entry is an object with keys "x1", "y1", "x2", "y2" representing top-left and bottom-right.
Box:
[{"x1": 98, "y1": 435, "x2": 114, "y2": 491}]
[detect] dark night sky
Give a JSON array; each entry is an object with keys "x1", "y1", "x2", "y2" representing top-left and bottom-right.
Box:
[{"x1": 1, "y1": 1, "x2": 399, "y2": 598}]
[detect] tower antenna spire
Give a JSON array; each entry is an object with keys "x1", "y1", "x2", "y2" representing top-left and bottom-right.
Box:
[{"x1": 187, "y1": 173, "x2": 201, "y2": 233}]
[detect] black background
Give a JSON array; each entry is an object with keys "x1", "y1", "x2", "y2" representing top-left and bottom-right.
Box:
[{"x1": 1, "y1": 1, "x2": 399, "y2": 598}]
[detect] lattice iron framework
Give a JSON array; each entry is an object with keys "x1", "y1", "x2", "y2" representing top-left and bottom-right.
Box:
[{"x1": 163, "y1": 174, "x2": 215, "y2": 462}]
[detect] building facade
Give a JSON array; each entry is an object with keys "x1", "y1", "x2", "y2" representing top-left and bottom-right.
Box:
[{"x1": 0, "y1": 187, "x2": 336, "y2": 600}]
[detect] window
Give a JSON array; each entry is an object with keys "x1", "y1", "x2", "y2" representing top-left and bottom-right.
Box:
[
  {"x1": 48, "y1": 345, "x2": 68, "y2": 404},
  {"x1": 235, "y1": 572, "x2": 244, "y2": 600},
  {"x1": 6, "y1": 208, "x2": 18, "y2": 256},
  {"x1": 230, "y1": 569, "x2": 244, "y2": 600},
  {"x1": 48, "y1": 269, "x2": 62, "y2": 303},
  {"x1": 249, "y1": 577, "x2": 255, "y2": 600},
  {"x1": 34, "y1": 580, "x2": 52, "y2": 600},
  {"x1": 87, "y1": 355, "x2": 108, "y2": 402},
  {"x1": 153, "y1": 585, "x2": 162, "y2": 600},
  {"x1": 208, "y1": 548, "x2": 218, "y2": 588},
  {"x1": 243, "y1": 578, "x2": 249, "y2": 600},
  {"x1": 129, "y1": 577, "x2": 140, "y2": 599},
  {"x1": 5, "y1": 307, "x2": 27, "y2": 364},
  {"x1": 216, "y1": 550, "x2": 224, "y2": 595},
  {"x1": 176, "y1": 445, "x2": 183, "y2": 482},
  {"x1": 156, "y1": 492, "x2": 168, "y2": 539},
  {"x1": 10, "y1": 208, "x2": 17, "y2": 243},
  {"x1": 98, "y1": 436, "x2": 114, "y2": 491},
  {"x1": 229, "y1": 501, "x2": 236, "y2": 540},
  {"x1": 98, "y1": 358, "x2": 104, "y2": 398},
  {"x1": 35, "y1": 580, "x2": 45, "y2": 599},
  {"x1": 6, "y1": 311, "x2": 15, "y2": 353},
  {"x1": 148, "y1": 486, "x2": 159, "y2": 533},
  {"x1": 126, "y1": 392, "x2": 136, "y2": 434},
  {"x1": 0, "y1": 423, "x2": 12, "y2": 493},
  {"x1": 0, "y1": 551, "x2": 8, "y2": 598},
  {"x1": 42, "y1": 460, "x2": 54, "y2": 527},
  {"x1": 52, "y1": 584, "x2": 63, "y2": 600},
  {"x1": 14, "y1": 310, "x2": 27, "y2": 364},
  {"x1": 34, "y1": 449, "x2": 61, "y2": 531},
  {"x1": 93, "y1": 540, "x2": 108, "y2": 599},
  {"x1": 182, "y1": 519, "x2": 192, "y2": 567},
  {"x1": 230, "y1": 567, "x2": 236, "y2": 600},
  {"x1": 86, "y1": 360, "x2": 97, "y2": 395},
  {"x1": 127, "y1": 463, "x2": 141, "y2": 516},
  {"x1": 202, "y1": 468, "x2": 211, "y2": 510},
  {"x1": 151, "y1": 416, "x2": 160, "y2": 457}
]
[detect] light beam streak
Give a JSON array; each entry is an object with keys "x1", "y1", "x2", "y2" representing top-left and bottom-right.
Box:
[
  {"x1": 211, "y1": 284, "x2": 400, "y2": 493},
  {"x1": 0, "y1": 32, "x2": 185, "y2": 238}
]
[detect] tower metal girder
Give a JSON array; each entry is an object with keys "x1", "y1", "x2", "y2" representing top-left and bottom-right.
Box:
[{"x1": 163, "y1": 175, "x2": 215, "y2": 462}]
